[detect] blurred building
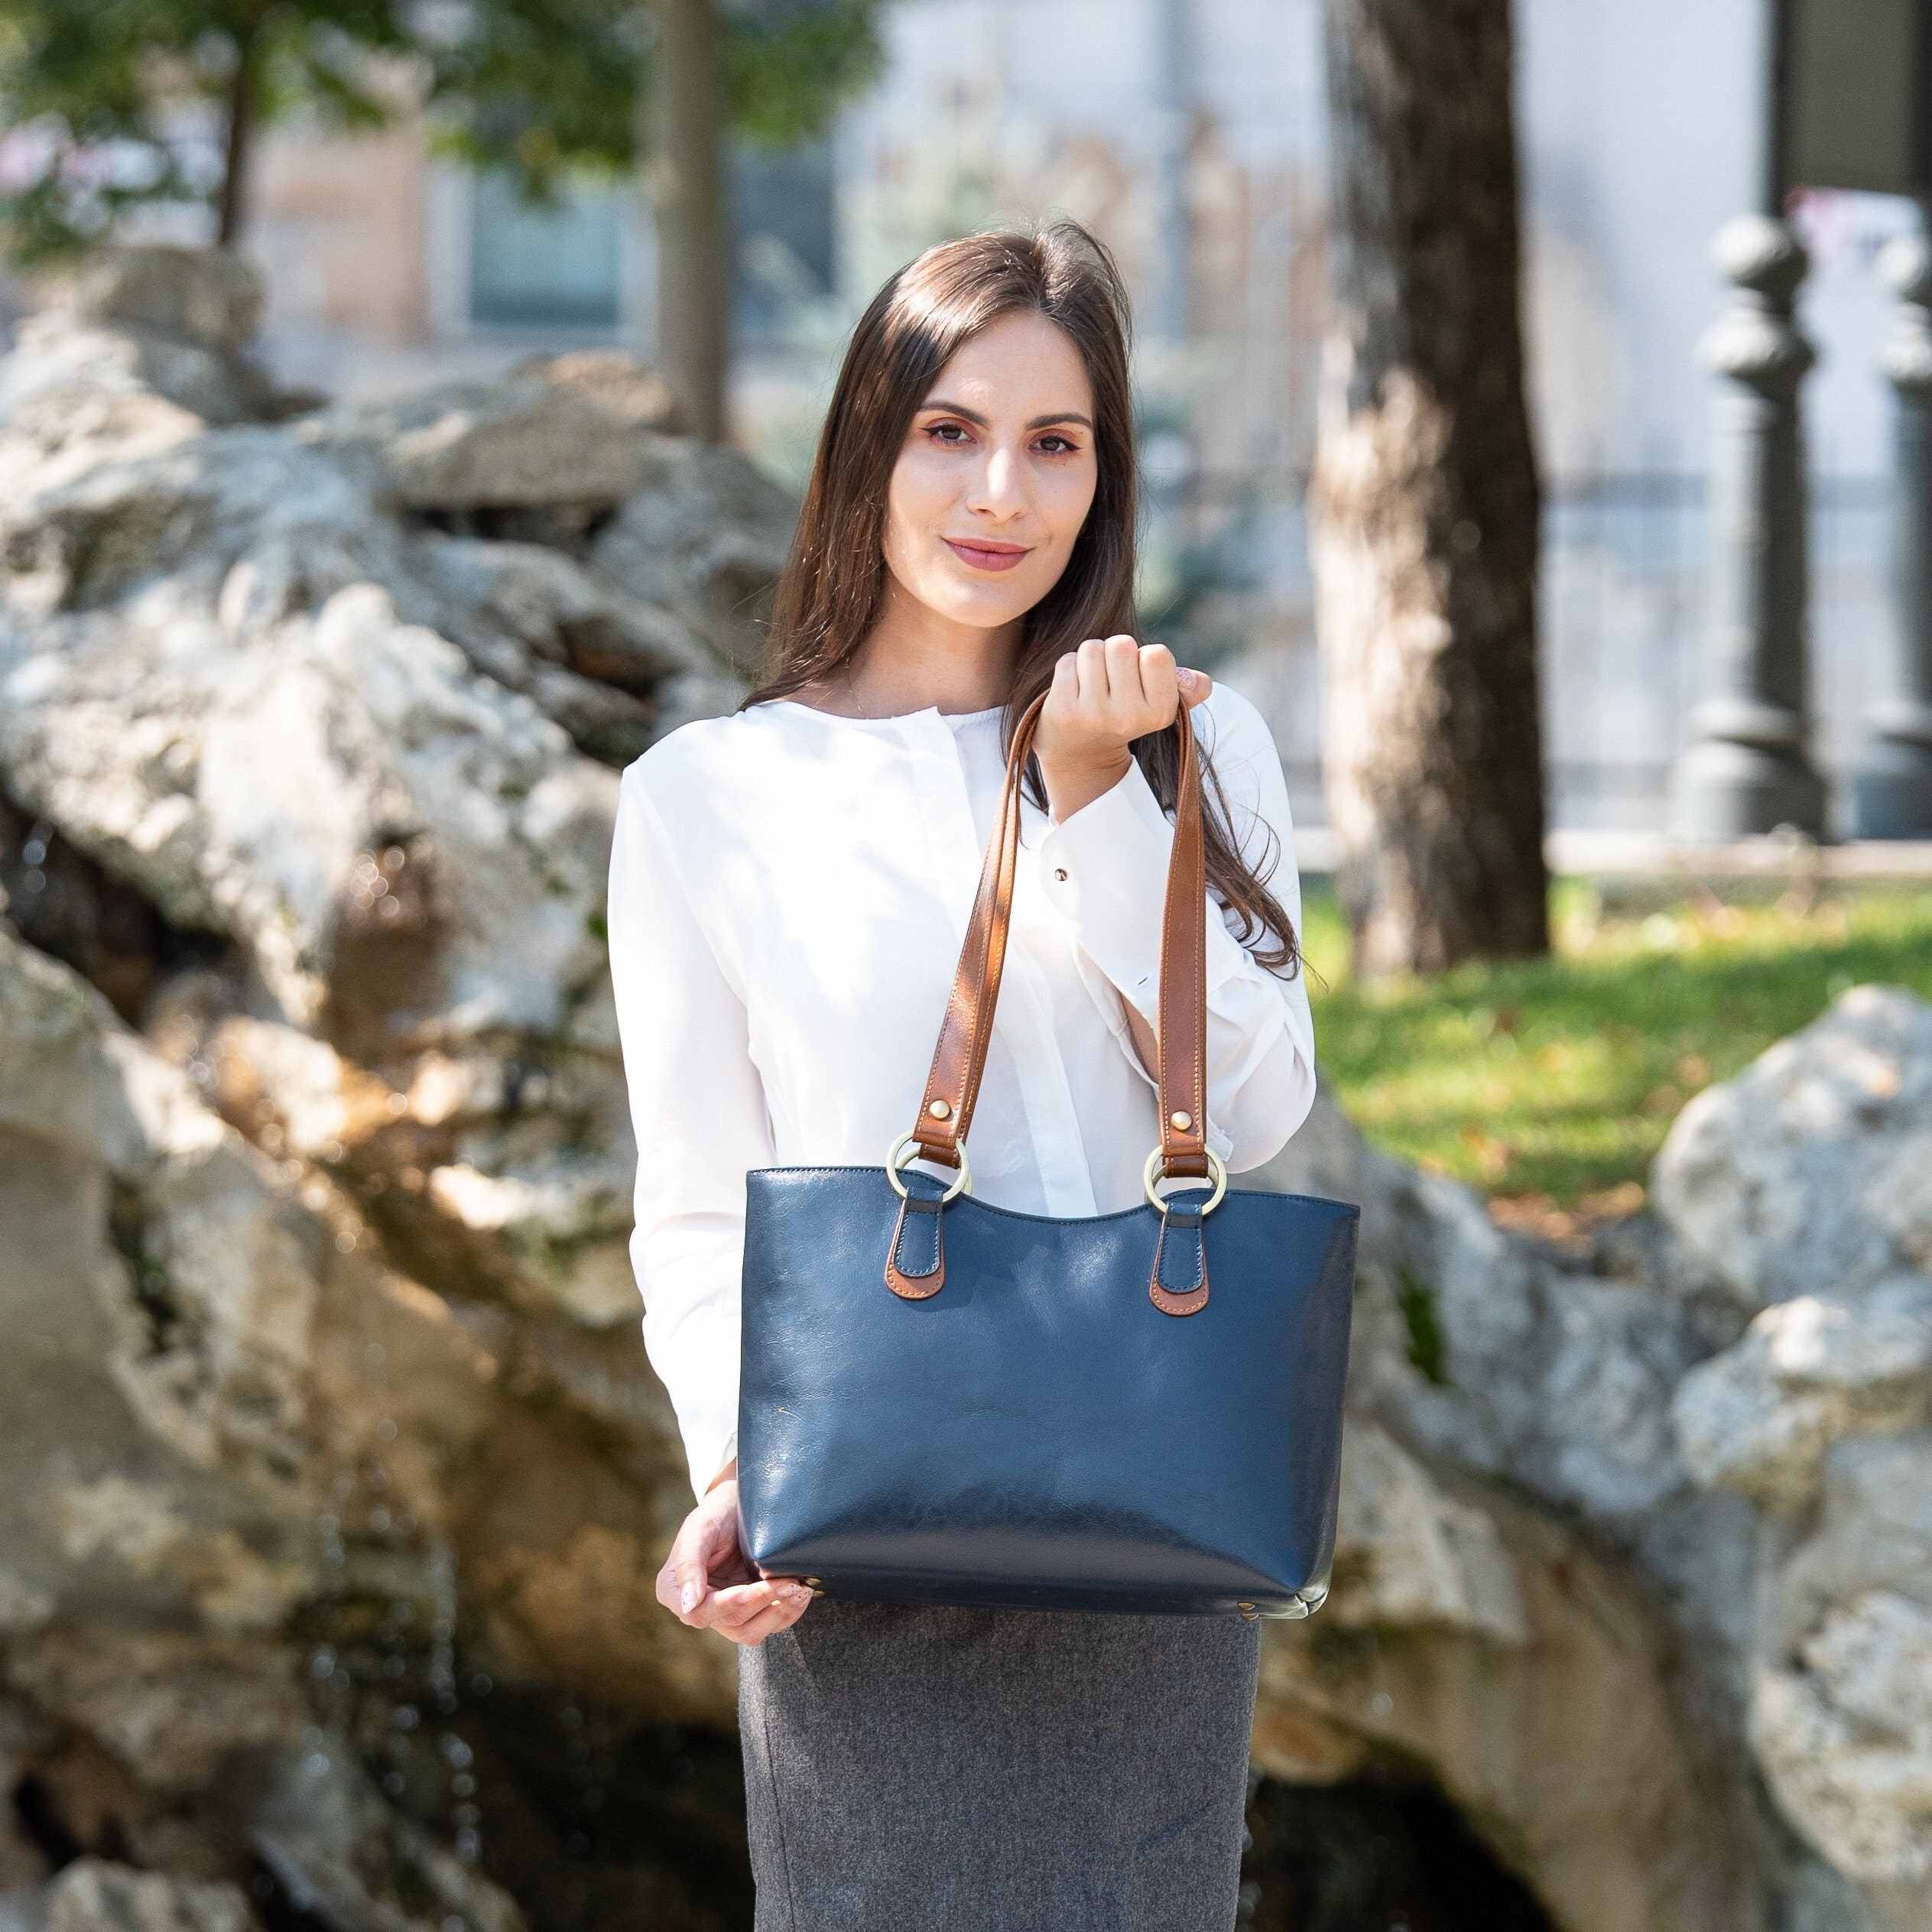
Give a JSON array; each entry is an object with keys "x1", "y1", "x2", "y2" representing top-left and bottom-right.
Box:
[{"x1": 187, "y1": 1, "x2": 1926, "y2": 830}]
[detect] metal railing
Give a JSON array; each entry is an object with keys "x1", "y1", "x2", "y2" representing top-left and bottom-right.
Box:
[{"x1": 1146, "y1": 469, "x2": 1895, "y2": 836}]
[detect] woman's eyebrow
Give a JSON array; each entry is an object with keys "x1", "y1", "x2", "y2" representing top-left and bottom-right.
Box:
[{"x1": 917, "y1": 398, "x2": 1094, "y2": 432}]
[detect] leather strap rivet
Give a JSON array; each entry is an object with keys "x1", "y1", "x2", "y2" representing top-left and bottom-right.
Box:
[
  {"x1": 1171, "y1": 1109, "x2": 1193, "y2": 1132},
  {"x1": 804, "y1": 1577, "x2": 821, "y2": 1587},
  {"x1": 927, "y1": 1099, "x2": 951, "y2": 1120}
]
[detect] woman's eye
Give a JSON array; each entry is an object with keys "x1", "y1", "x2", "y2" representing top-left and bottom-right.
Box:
[
  {"x1": 926, "y1": 421, "x2": 972, "y2": 445},
  {"x1": 1035, "y1": 434, "x2": 1076, "y2": 456}
]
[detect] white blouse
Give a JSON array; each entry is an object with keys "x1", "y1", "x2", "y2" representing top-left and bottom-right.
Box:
[{"x1": 607, "y1": 683, "x2": 1318, "y2": 1495}]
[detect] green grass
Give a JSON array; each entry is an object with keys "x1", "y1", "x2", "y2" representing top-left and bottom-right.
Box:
[{"x1": 1301, "y1": 877, "x2": 1932, "y2": 1217}]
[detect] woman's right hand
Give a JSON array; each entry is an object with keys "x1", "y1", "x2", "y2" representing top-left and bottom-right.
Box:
[{"x1": 654, "y1": 1461, "x2": 813, "y2": 1647}]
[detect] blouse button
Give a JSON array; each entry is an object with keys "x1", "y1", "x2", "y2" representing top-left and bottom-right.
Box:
[{"x1": 1054, "y1": 868, "x2": 1068, "y2": 882}]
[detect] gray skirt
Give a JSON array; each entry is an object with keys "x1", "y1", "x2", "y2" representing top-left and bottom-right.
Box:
[{"x1": 736, "y1": 1599, "x2": 1261, "y2": 1932}]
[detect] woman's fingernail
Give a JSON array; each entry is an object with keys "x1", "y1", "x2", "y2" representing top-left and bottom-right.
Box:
[
  {"x1": 680, "y1": 1580, "x2": 700, "y2": 1615},
  {"x1": 1178, "y1": 666, "x2": 1200, "y2": 687},
  {"x1": 781, "y1": 1583, "x2": 810, "y2": 1603}
]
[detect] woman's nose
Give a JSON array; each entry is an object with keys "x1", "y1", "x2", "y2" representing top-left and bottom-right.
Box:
[{"x1": 966, "y1": 444, "x2": 1028, "y2": 520}]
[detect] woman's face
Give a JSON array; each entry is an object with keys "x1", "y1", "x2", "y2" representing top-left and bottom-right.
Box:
[{"x1": 881, "y1": 310, "x2": 1099, "y2": 635}]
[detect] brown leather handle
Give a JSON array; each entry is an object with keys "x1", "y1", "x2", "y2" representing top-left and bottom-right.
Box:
[{"x1": 906, "y1": 690, "x2": 1210, "y2": 1184}]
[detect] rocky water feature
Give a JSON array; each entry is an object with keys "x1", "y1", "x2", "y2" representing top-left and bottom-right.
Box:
[{"x1": 0, "y1": 247, "x2": 1928, "y2": 1932}]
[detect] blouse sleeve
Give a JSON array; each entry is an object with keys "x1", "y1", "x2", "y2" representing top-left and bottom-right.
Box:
[
  {"x1": 1033, "y1": 686, "x2": 1317, "y2": 1171},
  {"x1": 607, "y1": 765, "x2": 775, "y2": 1499}
]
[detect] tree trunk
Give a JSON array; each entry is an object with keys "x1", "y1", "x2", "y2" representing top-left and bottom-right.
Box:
[
  {"x1": 1311, "y1": 0, "x2": 1548, "y2": 976},
  {"x1": 215, "y1": 32, "x2": 257, "y2": 247},
  {"x1": 649, "y1": 0, "x2": 729, "y2": 441}
]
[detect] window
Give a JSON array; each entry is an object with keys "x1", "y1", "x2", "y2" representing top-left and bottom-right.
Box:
[
  {"x1": 732, "y1": 136, "x2": 836, "y2": 346},
  {"x1": 470, "y1": 171, "x2": 624, "y2": 331}
]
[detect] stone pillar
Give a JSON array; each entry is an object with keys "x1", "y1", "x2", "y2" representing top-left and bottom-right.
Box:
[
  {"x1": 1853, "y1": 229, "x2": 1932, "y2": 836},
  {"x1": 1674, "y1": 214, "x2": 1827, "y2": 839}
]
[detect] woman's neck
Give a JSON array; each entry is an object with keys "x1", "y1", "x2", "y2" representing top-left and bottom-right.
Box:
[{"x1": 809, "y1": 575, "x2": 1021, "y2": 719}]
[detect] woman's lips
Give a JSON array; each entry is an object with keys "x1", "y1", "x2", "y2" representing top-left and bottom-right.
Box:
[{"x1": 943, "y1": 537, "x2": 1031, "y2": 573}]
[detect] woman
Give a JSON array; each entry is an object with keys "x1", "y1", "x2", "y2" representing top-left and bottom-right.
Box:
[{"x1": 606, "y1": 222, "x2": 1317, "y2": 1930}]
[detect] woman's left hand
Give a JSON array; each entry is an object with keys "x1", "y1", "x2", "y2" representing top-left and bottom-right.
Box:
[
  {"x1": 655, "y1": 1465, "x2": 812, "y2": 1648},
  {"x1": 1035, "y1": 636, "x2": 1212, "y2": 822}
]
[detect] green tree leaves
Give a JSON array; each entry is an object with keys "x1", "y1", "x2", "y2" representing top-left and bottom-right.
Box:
[
  {"x1": 0, "y1": 0, "x2": 890, "y2": 258},
  {"x1": 424, "y1": 0, "x2": 887, "y2": 196},
  {"x1": 0, "y1": 1, "x2": 418, "y2": 254}
]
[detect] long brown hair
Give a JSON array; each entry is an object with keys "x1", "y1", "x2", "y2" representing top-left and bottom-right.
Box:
[{"x1": 743, "y1": 221, "x2": 1300, "y2": 976}]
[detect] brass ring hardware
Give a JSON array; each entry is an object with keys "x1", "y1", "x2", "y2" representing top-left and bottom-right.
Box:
[
  {"x1": 1143, "y1": 1145, "x2": 1228, "y2": 1214},
  {"x1": 887, "y1": 1131, "x2": 972, "y2": 1203}
]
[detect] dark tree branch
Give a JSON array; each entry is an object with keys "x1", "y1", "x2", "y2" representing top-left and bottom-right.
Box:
[{"x1": 216, "y1": 24, "x2": 260, "y2": 247}]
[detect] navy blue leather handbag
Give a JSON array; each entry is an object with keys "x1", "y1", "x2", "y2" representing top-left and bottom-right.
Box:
[{"x1": 736, "y1": 692, "x2": 1357, "y2": 1619}]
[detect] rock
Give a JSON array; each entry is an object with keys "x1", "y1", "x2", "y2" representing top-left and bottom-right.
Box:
[
  {"x1": 0, "y1": 791, "x2": 232, "y2": 1026},
  {"x1": 1254, "y1": 1089, "x2": 1704, "y2": 1528},
  {"x1": 0, "y1": 923, "x2": 326, "y2": 1528},
  {"x1": 591, "y1": 437, "x2": 797, "y2": 677},
  {"x1": 0, "y1": 317, "x2": 281, "y2": 428},
  {"x1": 0, "y1": 291, "x2": 750, "y2": 1032},
  {"x1": 1326, "y1": 1421, "x2": 1528, "y2": 1643},
  {"x1": 417, "y1": 533, "x2": 701, "y2": 691},
  {"x1": 1650, "y1": 995, "x2": 1932, "y2": 1931},
  {"x1": 1674, "y1": 1277, "x2": 1932, "y2": 1511},
  {"x1": 0, "y1": 273, "x2": 788, "y2": 1932},
  {"x1": 414, "y1": 534, "x2": 712, "y2": 767},
  {"x1": 197, "y1": 1018, "x2": 391, "y2": 1163},
  {"x1": 1752, "y1": 1589, "x2": 1932, "y2": 1894},
  {"x1": 1247, "y1": 1095, "x2": 1768, "y2": 1932},
  {"x1": 0, "y1": 894, "x2": 734, "y2": 1911},
  {"x1": 0, "y1": 385, "x2": 673, "y2": 1345},
  {"x1": 1781, "y1": 1430, "x2": 1932, "y2": 1639},
  {"x1": 5, "y1": 1631, "x2": 307, "y2": 1794},
  {"x1": 244, "y1": 1735, "x2": 530, "y2": 1932},
  {"x1": 0, "y1": 388, "x2": 208, "y2": 495},
  {"x1": 0, "y1": 415, "x2": 385, "y2": 620},
  {"x1": 53, "y1": 247, "x2": 265, "y2": 352},
  {"x1": 296, "y1": 368, "x2": 787, "y2": 677},
  {"x1": 0, "y1": 1703, "x2": 53, "y2": 1888},
  {"x1": 40, "y1": 1859, "x2": 255, "y2": 1932},
  {"x1": 2, "y1": 540, "x2": 619, "y2": 1050},
  {"x1": 1654, "y1": 985, "x2": 1932, "y2": 1309},
  {"x1": 3, "y1": 250, "x2": 282, "y2": 431},
  {"x1": 514, "y1": 350, "x2": 682, "y2": 432},
  {"x1": 300, "y1": 370, "x2": 668, "y2": 512},
  {"x1": 1751, "y1": 1427, "x2": 1932, "y2": 1930},
  {"x1": 424, "y1": 1162, "x2": 636, "y2": 1327},
  {"x1": 1801, "y1": 1588, "x2": 1932, "y2": 1755},
  {"x1": 1257, "y1": 1479, "x2": 1749, "y2": 1932},
  {"x1": 193, "y1": 1011, "x2": 640, "y2": 1335}
]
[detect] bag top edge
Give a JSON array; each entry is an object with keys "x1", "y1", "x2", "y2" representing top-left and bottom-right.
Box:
[{"x1": 744, "y1": 1164, "x2": 1362, "y2": 1229}]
